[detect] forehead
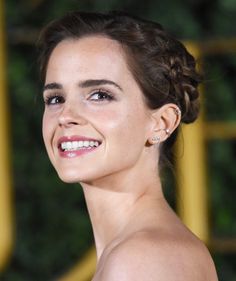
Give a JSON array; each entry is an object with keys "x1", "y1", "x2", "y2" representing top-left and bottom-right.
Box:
[{"x1": 46, "y1": 36, "x2": 132, "y2": 82}]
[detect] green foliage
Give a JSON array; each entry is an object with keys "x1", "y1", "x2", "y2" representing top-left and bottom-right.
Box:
[
  {"x1": 208, "y1": 140, "x2": 236, "y2": 237},
  {"x1": 204, "y1": 54, "x2": 236, "y2": 121},
  {"x1": 214, "y1": 253, "x2": 236, "y2": 281},
  {"x1": 1, "y1": 0, "x2": 236, "y2": 280}
]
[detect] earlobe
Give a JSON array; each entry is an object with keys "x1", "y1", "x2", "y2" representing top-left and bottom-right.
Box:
[{"x1": 148, "y1": 135, "x2": 160, "y2": 145}]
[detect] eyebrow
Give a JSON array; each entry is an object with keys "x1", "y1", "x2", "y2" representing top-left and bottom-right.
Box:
[
  {"x1": 43, "y1": 82, "x2": 63, "y2": 92},
  {"x1": 78, "y1": 79, "x2": 123, "y2": 91},
  {"x1": 43, "y1": 79, "x2": 123, "y2": 92}
]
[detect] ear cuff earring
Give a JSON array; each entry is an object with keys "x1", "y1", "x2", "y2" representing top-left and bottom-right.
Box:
[{"x1": 175, "y1": 108, "x2": 181, "y2": 116}]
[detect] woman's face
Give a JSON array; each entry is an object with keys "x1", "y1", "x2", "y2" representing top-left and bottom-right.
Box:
[{"x1": 42, "y1": 36, "x2": 155, "y2": 185}]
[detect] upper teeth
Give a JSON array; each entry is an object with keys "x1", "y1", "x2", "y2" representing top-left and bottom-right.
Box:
[{"x1": 61, "y1": 140, "x2": 100, "y2": 151}]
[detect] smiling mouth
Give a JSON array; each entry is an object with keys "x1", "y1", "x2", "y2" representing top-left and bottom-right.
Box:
[{"x1": 59, "y1": 140, "x2": 100, "y2": 152}]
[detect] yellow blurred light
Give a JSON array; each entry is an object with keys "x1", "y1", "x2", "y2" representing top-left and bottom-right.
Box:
[{"x1": 0, "y1": 0, "x2": 14, "y2": 272}]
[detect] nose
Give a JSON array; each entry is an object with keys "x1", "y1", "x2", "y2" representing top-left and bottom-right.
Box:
[{"x1": 58, "y1": 102, "x2": 87, "y2": 127}]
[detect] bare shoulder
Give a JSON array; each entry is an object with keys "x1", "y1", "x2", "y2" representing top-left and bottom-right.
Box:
[{"x1": 98, "y1": 229, "x2": 218, "y2": 281}]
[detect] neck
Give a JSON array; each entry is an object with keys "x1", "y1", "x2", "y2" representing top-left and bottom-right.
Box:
[{"x1": 81, "y1": 170, "x2": 164, "y2": 259}]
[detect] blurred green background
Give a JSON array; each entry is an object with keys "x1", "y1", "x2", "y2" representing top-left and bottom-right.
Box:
[{"x1": 1, "y1": 0, "x2": 236, "y2": 280}]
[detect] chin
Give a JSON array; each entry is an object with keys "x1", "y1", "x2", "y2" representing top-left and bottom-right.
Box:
[
  {"x1": 57, "y1": 170, "x2": 83, "y2": 184},
  {"x1": 59, "y1": 176, "x2": 80, "y2": 184},
  {"x1": 56, "y1": 166, "x2": 101, "y2": 184}
]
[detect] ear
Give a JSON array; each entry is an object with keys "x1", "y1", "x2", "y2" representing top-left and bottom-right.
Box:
[{"x1": 148, "y1": 103, "x2": 181, "y2": 144}]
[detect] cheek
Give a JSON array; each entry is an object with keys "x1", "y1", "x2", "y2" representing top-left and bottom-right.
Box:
[
  {"x1": 89, "y1": 106, "x2": 128, "y2": 133},
  {"x1": 42, "y1": 113, "x2": 48, "y2": 141},
  {"x1": 42, "y1": 112, "x2": 54, "y2": 147},
  {"x1": 91, "y1": 103, "x2": 149, "y2": 146}
]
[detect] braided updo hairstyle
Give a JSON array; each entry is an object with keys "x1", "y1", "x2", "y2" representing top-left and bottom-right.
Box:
[{"x1": 38, "y1": 11, "x2": 202, "y2": 168}]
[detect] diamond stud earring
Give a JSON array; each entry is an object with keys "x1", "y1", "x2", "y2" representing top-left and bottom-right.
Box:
[
  {"x1": 151, "y1": 136, "x2": 160, "y2": 143},
  {"x1": 165, "y1": 129, "x2": 170, "y2": 135}
]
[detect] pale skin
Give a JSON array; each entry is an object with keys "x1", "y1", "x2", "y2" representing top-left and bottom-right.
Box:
[{"x1": 42, "y1": 36, "x2": 218, "y2": 280}]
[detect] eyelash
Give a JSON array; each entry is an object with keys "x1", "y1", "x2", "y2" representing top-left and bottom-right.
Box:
[
  {"x1": 88, "y1": 89, "x2": 114, "y2": 102},
  {"x1": 44, "y1": 94, "x2": 65, "y2": 106},
  {"x1": 44, "y1": 89, "x2": 115, "y2": 106}
]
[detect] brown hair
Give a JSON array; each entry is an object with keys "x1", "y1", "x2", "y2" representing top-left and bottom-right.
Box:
[{"x1": 38, "y1": 11, "x2": 202, "y2": 168}]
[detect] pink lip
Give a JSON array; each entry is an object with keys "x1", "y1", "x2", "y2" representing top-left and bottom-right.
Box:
[{"x1": 57, "y1": 135, "x2": 101, "y2": 158}]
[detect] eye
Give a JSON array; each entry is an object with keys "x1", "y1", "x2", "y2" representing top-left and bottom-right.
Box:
[
  {"x1": 88, "y1": 90, "x2": 114, "y2": 102},
  {"x1": 44, "y1": 95, "x2": 65, "y2": 105}
]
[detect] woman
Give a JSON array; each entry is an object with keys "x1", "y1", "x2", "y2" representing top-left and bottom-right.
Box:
[{"x1": 39, "y1": 11, "x2": 218, "y2": 280}]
